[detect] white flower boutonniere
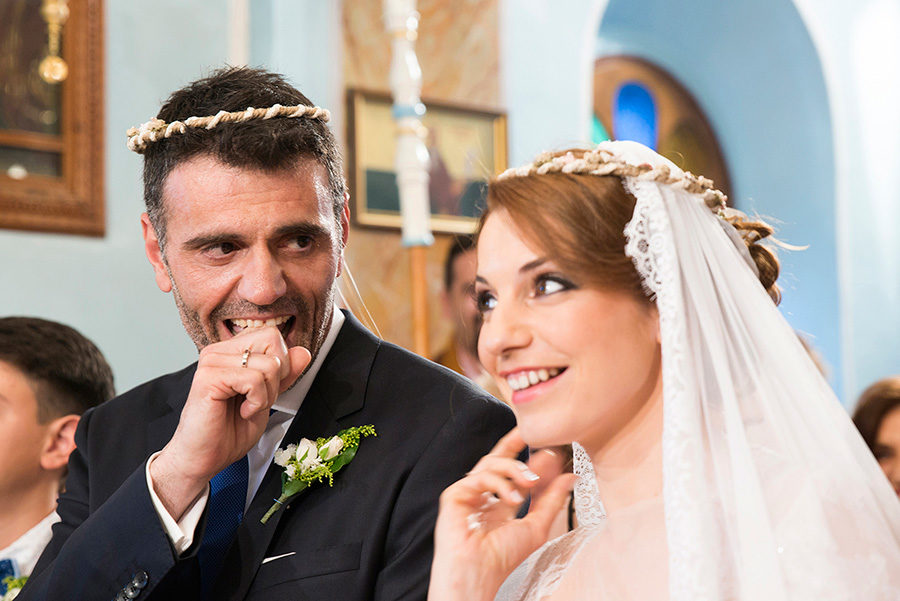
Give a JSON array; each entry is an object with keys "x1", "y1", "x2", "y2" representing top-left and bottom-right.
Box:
[
  {"x1": 2, "y1": 576, "x2": 27, "y2": 601},
  {"x1": 261, "y1": 424, "x2": 377, "y2": 524}
]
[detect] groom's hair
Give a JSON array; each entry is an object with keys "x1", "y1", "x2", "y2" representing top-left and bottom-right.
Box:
[{"x1": 141, "y1": 66, "x2": 346, "y2": 249}]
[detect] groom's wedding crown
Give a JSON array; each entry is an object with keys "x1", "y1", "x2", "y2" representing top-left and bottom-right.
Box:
[
  {"x1": 126, "y1": 103, "x2": 331, "y2": 153},
  {"x1": 497, "y1": 147, "x2": 728, "y2": 213}
]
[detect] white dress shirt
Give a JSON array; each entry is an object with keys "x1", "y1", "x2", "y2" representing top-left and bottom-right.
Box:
[
  {"x1": 0, "y1": 511, "x2": 60, "y2": 577},
  {"x1": 146, "y1": 310, "x2": 345, "y2": 554}
]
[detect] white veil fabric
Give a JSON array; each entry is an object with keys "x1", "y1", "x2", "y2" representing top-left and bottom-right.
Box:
[{"x1": 496, "y1": 141, "x2": 900, "y2": 600}]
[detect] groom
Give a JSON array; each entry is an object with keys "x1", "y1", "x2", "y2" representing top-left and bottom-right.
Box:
[{"x1": 23, "y1": 67, "x2": 513, "y2": 601}]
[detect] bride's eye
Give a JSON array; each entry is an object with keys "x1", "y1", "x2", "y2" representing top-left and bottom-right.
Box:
[
  {"x1": 476, "y1": 289, "x2": 497, "y2": 313},
  {"x1": 535, "y1": 274, "x2": 575, "y2": 297}
]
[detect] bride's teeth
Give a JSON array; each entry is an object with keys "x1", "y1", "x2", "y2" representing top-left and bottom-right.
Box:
[{"x1": 507, "y1": 368, "x2": 564, "y2": 392}]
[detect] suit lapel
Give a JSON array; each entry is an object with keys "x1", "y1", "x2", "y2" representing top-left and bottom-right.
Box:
[
  {"x1": 146, "y1": 364, "x2": 196, "y2": 455},
  {"x1": 213, "y1": 312, "x2": 380, "y2": 600}
]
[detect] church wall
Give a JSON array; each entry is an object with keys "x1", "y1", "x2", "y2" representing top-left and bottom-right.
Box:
[
  {"x1": 0, "y1": 0, "x2": 233, "y2": 392},
  {"x1": 1, "y1": 0, "x2": 895, "y2": 404},
  {"x1": 592, "y1": 0, "x2": 842, "y2": 396}
]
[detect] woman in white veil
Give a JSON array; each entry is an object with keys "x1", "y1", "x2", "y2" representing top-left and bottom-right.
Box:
[{"x1": 428, "y1": 141, "x2": 900, "y2": 600}]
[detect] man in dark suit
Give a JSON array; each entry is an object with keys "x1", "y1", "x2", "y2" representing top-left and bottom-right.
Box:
[{"x1": 22, "y1": 67, "x2": 513, "y2": 601}]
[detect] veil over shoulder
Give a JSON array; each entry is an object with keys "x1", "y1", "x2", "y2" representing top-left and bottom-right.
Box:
[{"x1": 496, "y1": 141, "x2": 900, "y2": 601}]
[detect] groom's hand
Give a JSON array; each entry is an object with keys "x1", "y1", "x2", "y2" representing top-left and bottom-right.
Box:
[{"x1": 150, "y1": 327, "x2": 311, "y2": 521}]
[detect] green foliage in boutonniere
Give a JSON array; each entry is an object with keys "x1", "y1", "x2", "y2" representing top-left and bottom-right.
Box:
[
  {"x1": 261, "y1": 425, "x2": 376, "y2": 524},
  {"x1": 2, "y1": 576, "x2": 28, "y2": 600}
]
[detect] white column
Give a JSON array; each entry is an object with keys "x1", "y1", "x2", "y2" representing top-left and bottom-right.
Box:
[{"x1": 384, "y1": 0, "x2": 433, "y2": 247}]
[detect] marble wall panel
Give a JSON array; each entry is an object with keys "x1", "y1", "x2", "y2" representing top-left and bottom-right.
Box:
[{"x1": 341, "y1": 0, "x2": 499, "y2": 356}]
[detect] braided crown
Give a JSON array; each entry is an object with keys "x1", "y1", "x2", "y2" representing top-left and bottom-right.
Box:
[
  {"x1": 497, "y1": 147, "x2": 727, "y2": 212},
  {"x1": 126, "y1": 103, "x2": 331, "y2": 154}
]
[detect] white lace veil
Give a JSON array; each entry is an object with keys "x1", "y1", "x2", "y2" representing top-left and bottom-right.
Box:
[{"x1": 497, "y1": 141, "x2": 900, "y2": 600}]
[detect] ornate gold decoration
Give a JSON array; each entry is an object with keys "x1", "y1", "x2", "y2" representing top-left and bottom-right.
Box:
[{"x1": 39, "y1": 0, "x2": 69, "y2": 84}]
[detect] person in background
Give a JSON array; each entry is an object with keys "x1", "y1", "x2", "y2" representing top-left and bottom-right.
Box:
[
  {"x1": 0, "y1": 317, "x2": 114, "y2": 596},
  {"x1": 853, "y1": 376, "x2": 900, "y2": 498},
  {"x1": 433, "y1": 234, "x2": 493, "y2": 389}
]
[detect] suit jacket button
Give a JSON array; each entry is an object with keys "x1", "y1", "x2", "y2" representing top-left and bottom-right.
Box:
[
  {"x1": 132, "y1": 571, "x2": 149, "y2": 588},
  {"x1": 124, "y1": 583, "x2": 140, "y2": 599}
]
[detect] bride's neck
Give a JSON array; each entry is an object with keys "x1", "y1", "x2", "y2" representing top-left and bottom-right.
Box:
[{"x1": 584, "y1": 379, "x2": 664, "y2": 514}]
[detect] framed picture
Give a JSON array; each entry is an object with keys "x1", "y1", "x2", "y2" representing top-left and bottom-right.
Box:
[
  {"x1": 346, "y1": 89, "x2": 507, "y2": 234},
  {"x1": 0, "y1": 0, "x2": 105, "y2": 236}
]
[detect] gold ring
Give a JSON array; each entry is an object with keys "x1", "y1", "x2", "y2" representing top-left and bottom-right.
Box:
[{"x1": 241, "y1": 348, "x2": 251, "y2": 368}]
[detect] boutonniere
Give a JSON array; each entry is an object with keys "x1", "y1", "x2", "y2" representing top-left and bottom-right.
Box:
[
  {"x1": 261, "y1": 425, "x2": 377, "y2": 524},
  {"x1": 2, "y1": 576, "x2": 27, "y2": 601}
]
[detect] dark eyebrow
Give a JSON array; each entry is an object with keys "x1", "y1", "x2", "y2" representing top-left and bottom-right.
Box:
[
  {"x1": 181, "y1": 222, "x2": 332, "y2": 251},
  {"x1": 182, "y1": 232, "x2": 244, "y2": 251},
  {"x1": 274, "y1": 223, "x2": 332, "y2": 240},
  {"x1": 475, "y1": 257, "x2": 549, "y2": 286}
]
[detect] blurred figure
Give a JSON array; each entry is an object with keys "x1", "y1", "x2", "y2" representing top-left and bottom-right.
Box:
[
  {"x1": 433, "y1": 234, "x2": 500, "y2": 397},
  {"x1": 434, "y1": 234, "x2": 489, "y2": 383},
  {"x1": 853, "y1": 376, "x2": 900, "y2": 498},
  {"x1": 0, "y1": 317, "x2": 113, "y2": 593}
]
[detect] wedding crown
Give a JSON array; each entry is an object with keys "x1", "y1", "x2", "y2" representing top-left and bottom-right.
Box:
[
  {"x1": 497, "y1": 147, "x2": 728, "y2": 212},
  {"x1": 126, "y1": 103, "x2": 331, "y2": 153}
]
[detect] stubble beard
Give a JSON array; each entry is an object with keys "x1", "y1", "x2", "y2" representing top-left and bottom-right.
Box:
[{"x1": 167, "y1": 267, "x2": 336, "y2": 373}]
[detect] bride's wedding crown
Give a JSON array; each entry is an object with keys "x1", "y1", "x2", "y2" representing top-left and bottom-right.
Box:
[
  {"x1": 126, "y1": 103, "x2": 331, "y2": 153},
  {"x1": 497, "y1": 147, "x2": 728, "y2": 213}
]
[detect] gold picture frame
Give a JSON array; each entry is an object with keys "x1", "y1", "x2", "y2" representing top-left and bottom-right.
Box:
[{"x1": 346, "y1": 89, "x2": 507, "y2": 234}]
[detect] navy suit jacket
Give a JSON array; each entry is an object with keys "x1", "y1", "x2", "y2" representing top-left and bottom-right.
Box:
[{"x1": 24, "y1": 312, "x2": 514, "y2": 600}]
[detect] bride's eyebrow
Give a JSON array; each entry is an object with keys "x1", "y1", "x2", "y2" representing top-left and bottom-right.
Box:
[
  {"x1": 519, "y1": 257, "x2": 549, "y2": 274},
  {"x1": 475, "y1": 258, "x2": 551, "y2": 286}
]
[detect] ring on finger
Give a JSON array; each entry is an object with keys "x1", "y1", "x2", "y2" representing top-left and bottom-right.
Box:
[{"x1": 241, "y1": 348, "x2": 251, "y2": 368}]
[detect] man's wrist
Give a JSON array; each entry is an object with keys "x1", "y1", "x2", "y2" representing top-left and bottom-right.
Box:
[{"x1": 148, "y1": 449, "x2": 210, "y2": 522}]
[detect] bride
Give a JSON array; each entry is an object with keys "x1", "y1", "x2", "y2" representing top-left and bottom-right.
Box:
[{"x1": 428, "y1": 141, "x2": 900, "y2": 600}]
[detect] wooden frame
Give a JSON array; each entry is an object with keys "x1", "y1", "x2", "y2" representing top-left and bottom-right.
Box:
[
  {"x1": 346, "y1": 89, "x2": 507, "y2": 234},
  {"x1": 593, "y1": 55, "x2": 732, "y2": 200},
  {"x1": 0, "y1": 0, "x2": 105, "y2": 236}
]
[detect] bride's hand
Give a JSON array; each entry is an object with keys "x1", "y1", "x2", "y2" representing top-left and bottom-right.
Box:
[{"x1": 427, "y1": 427, "x2": 577, "y2": 601}]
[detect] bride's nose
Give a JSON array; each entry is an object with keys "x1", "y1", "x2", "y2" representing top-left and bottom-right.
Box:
[{"x1": 478, "y1": 298, "x2": 531, "y2": 361}]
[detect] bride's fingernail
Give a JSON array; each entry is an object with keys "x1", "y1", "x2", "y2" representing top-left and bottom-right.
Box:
[
  {"x1": 522, "y1": 468, "x2": 540, "y2": 481},
  {"x1": 510, "y1": 490, "x2": 525, "y2": 503}
]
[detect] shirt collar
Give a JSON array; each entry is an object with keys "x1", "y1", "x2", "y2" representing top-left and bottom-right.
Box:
[
  {"x1": 271, "y1": 309, "x2": 345, "y2": 416},
  {"x1": 0, "y1": 511, "x2": 59, "y2": 572}
]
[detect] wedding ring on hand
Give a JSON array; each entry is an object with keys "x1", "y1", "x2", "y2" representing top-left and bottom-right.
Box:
[{"x1": 241, "y1": 348, "x2": 251, "y2": 368}]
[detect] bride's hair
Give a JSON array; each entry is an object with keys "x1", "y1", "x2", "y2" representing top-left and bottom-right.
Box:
[{"x1": 480, "y1": 148, "x2": 782, "y2": 304}]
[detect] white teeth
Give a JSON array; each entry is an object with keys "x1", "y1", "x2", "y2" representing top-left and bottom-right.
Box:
[
  {"x1": 506, "y1": 368, "x2": 563, "y2": 391},
  {"x1": 230, "y1": 316, "x2": 290, "y2": 332}
]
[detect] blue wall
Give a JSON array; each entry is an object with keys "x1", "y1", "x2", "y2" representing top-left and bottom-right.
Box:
[{"x1": 595, "y1": 0, "x2": 841, "y2": 396}]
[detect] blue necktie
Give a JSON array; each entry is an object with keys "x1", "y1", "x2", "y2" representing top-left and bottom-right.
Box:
[{"x1": 198, "y1": 455, "x2": 249, "y2": 599}]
